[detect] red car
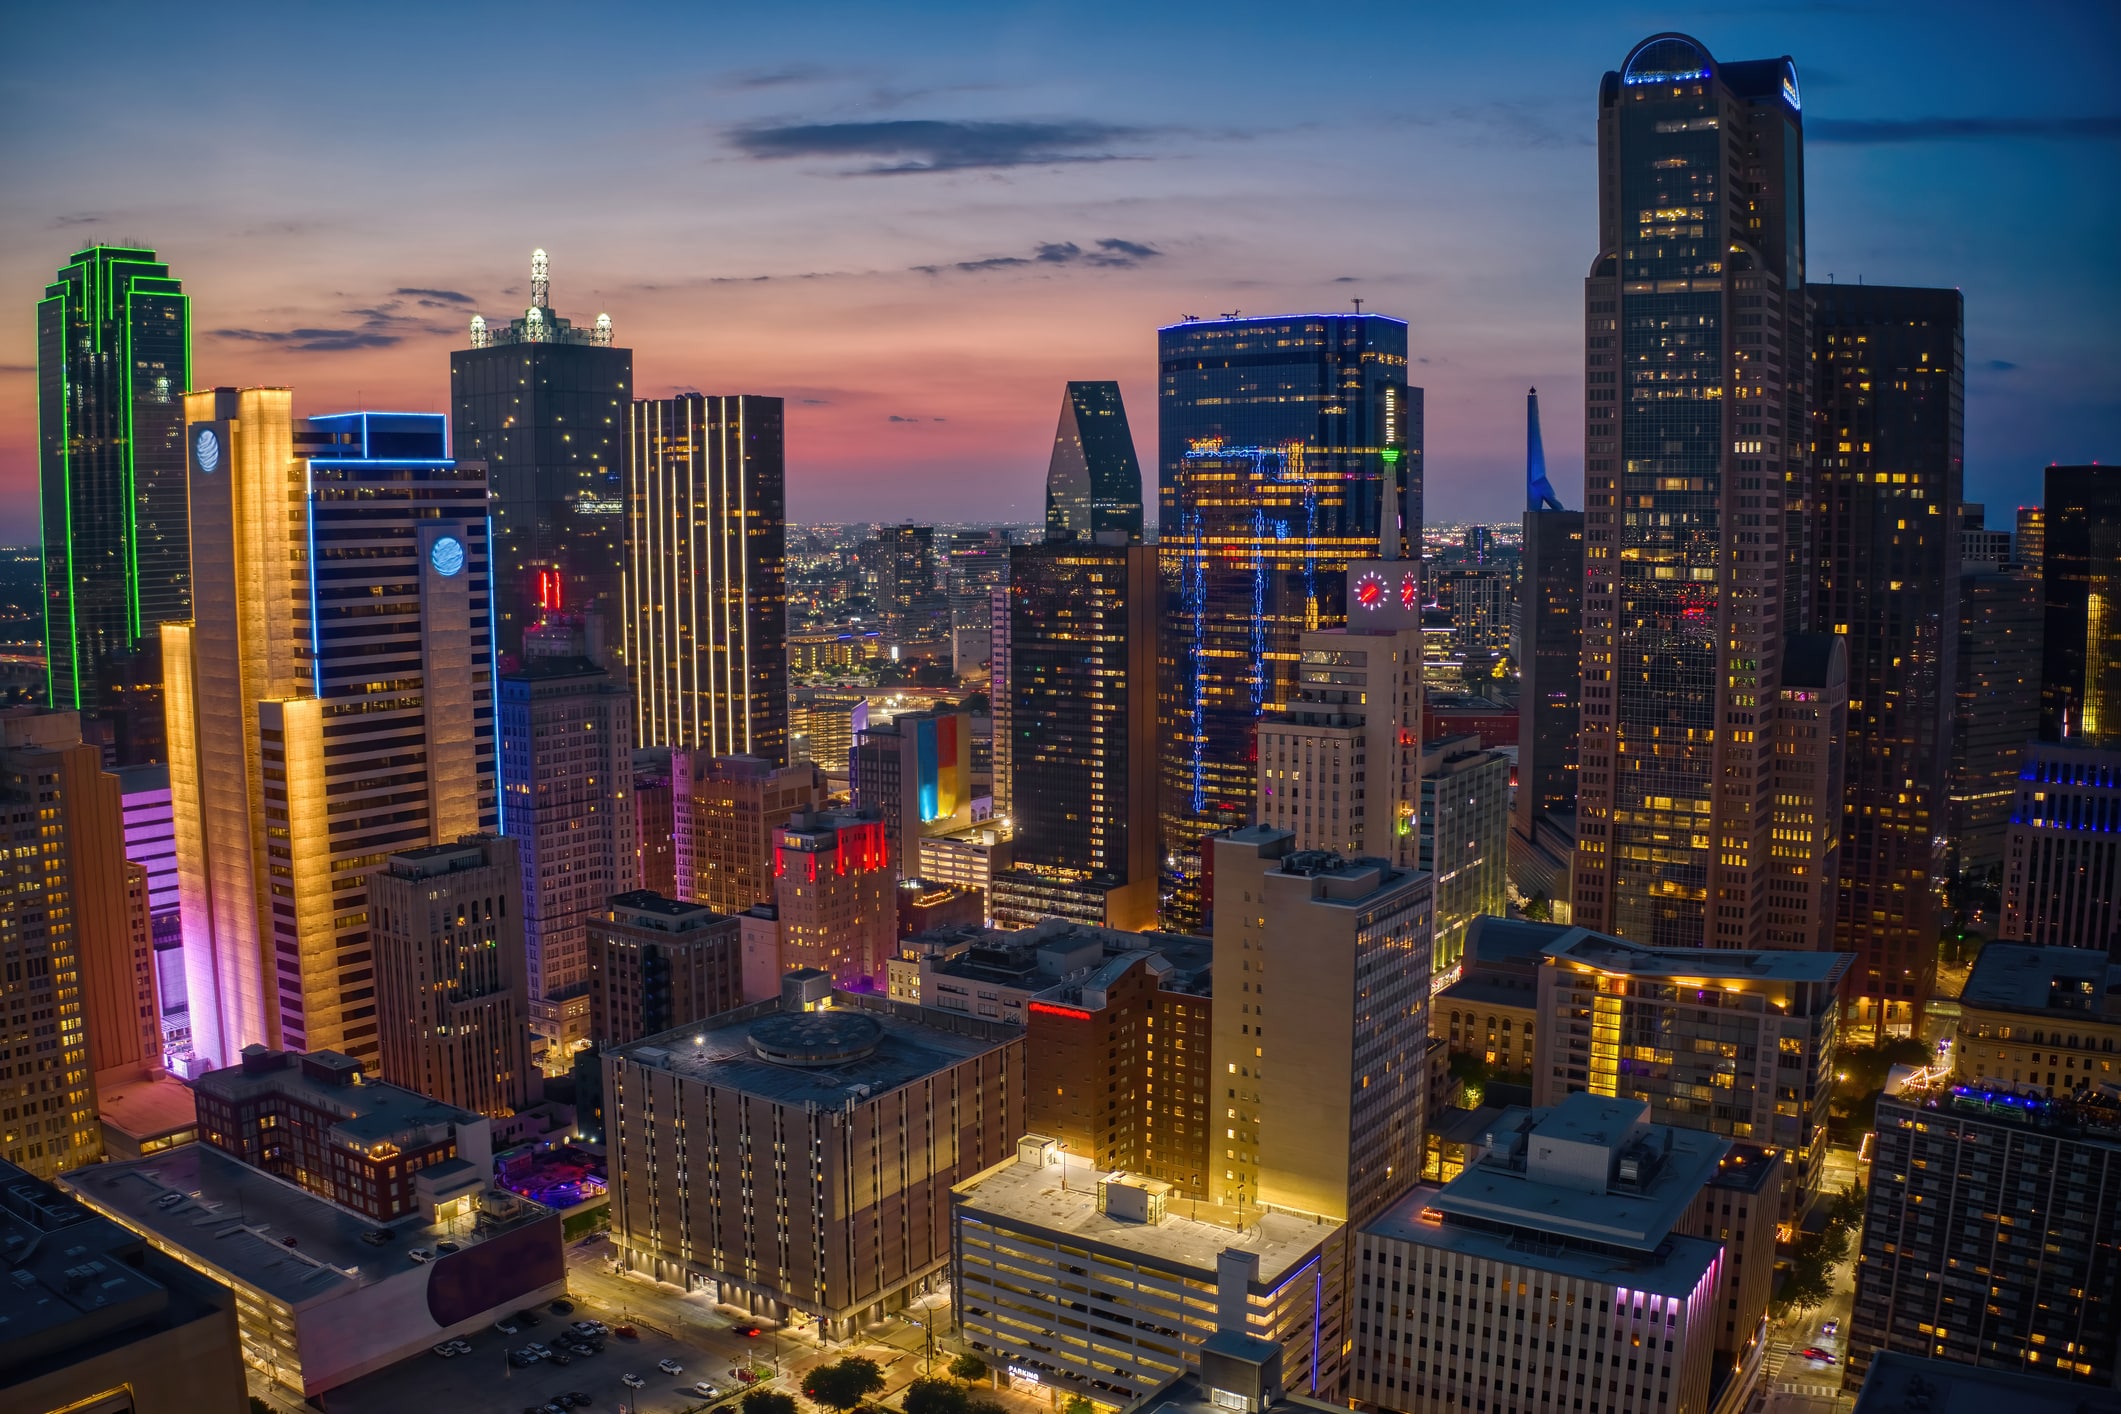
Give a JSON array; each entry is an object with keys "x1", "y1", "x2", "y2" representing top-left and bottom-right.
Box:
[
  {"x1": 613, "y1": 1325, "x2": 639, "y2": 1341},
  {"x1": 735, "y1": 1324, "x2": 761, "y2": 1338},
  {"x1": 1798, "y1": 1347, "x2": 1837, "y2": 1364}
]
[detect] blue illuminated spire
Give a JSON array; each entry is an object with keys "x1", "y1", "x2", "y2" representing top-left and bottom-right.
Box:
[{"x1": 1527, "y1": 386, "x2": 1563, "y2": 511}]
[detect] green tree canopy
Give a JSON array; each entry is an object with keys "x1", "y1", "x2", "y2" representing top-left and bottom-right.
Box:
[
  {"x1": 804, "y1": 1357, "x2": 886, "y2": 1412},
  {"x1": 947, "y1": 1355, "x2": 989, "y2": 1384},
  {"x1": 903, "y1": 1378, "x2": 970, "y2": 1414},
  {"x1": 743, "y1": 1392, "x2": 799, "y2": 1414}
]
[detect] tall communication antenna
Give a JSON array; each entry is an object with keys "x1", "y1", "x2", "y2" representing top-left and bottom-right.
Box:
[
  {"x1": 531, "y1": 248, "x2": 550, "y2": 310},
  {"x1": 1527, "y1": 386, "x2": 1564, "y2": 512}
]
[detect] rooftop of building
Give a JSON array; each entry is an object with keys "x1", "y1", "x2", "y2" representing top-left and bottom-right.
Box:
[
  {"x1": 195, "y1": 1048, "x2": 481, "y2": 1150},
  {"x1": 1883, "y1": 1076, "x2": 2121, "y2": 1143},
  {"x1": 931, "y1": 918, "x2": 1211, "y2": 998},
  {"x1": 499, "y1": 654, "x2": 611, "y2": 683},
  {"x1": 1706, "y1": 1143, "x2": 1782, "y2": 1195},
  {"x1": 1464, "y1": 915, "x2": 1572, "y2": 971},
  {"x1": 1438, "y1": 971, "x2": 1538, "y2": 1012},
  {"x1": 954, "y1": 1150, "x2": 1336, "y2": 1285},
  {"x1": 94, "y1": 1073, "x2": 199, "y2": 1144},
  {"x1": 1851, "y1": 1350, "x2": 2121, "y2": 1414},
  {"x1": 57, "y1": 1143, "x2": 550, "y2": 1308},
  {"x1": 603, "y1": 890, "x2": 731, "y2": 929},
  {"x1": 1542, "y1": 928, "x2": 1852, "y2": 986},
  {"x1": 1781, "y1": 632, "x2": 1846, "y2": 691},
  {"x1": 1369, "y1": 1094, "x2": 1729, "y2": 1275},
  {"x1": 1130, "y1": 1355, "x2": 1344, "y2": 1414},
  {"x1": 1961, "y1": 943, "x2": 2121, "y2": 1018},
  {"x1": 381, "y1": 835, "x2": 508, "y2": 879},
  {"x1": 612, "y1": 990, "x2": 1015, "y2": 1108},
  {"x1": 0, "y1": 1157, "x2": 176, "y2": 1367},
  {"x1": 1221, "y1": 827, "x2": 1426, "y2": 907}
]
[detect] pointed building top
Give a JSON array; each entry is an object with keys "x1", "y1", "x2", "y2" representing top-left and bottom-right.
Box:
[{"x1": 1528, "y1": 387, "x2": 1564, "y2": 512}]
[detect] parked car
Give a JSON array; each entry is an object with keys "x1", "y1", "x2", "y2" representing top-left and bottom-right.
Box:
[
  {"x1": 435, "y1": 1240, "x2": 460, "y2": 1254},
  {"x1": 494, "y1": 1319, "x2": 520, "y2": 1336},
  {"x1": 692, "y1": 1382, "x2": 720, "y2": 1397},
  {"x1": 572, "y1": 1320, "x2": 601, "y2": 1335},
  {"x1": 448, "y1": 1340, "x2": 472, "y2": 1356},
  {"x1": 613, "y1": 1325, "x2": 639, "y2": 1341},
  {"x1": 622, "y1": 1373, "x2": 646, "y2": 1389},
  {"x1": 549, "y1": 1298, "x2": 575, "y2": 1314},
  {"x1": 548, "y1": 1351, "x2": 572, "y2": 1367},
  {"x1": 433, "y1": 1343, "x2": 459, "y2": 1358},
  {"x1": 527, "y1": 1342, "x2": 553, "y2": 1358},
  {"x1": 564, "y1": 1396, "x2": 592, "y2": 1409},
  {"x1": 658, "y1": 1358, "x2": 684, "y2": 1376},
  {"x1": 514, "y1": 1309, "x2": 543, "y2": 1327},
  {"x1": 508, "y1": 1350, "x2": 540, "y2": 1368},
  {"x1": 408, "y1": 1248, "x2": 434, "y2": 1263}
]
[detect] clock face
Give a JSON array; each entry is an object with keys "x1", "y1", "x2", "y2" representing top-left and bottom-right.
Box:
[
  {"x1": 1400, "y1": 571, "x2": 1420, "y2": 610},
  {"x1": 429, "y1": 535, "x2": 466, "y2": 578},
  {"x1": 193, "y1": 427, "x2": 221, "y2": 474},
  {"x1": 1354, "y1": 570, "x2": 1386, "y2": 610}
]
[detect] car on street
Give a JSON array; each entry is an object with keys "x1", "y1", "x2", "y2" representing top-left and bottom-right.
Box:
[
  {"x1": 494, "y1": 1319, "x2": 520, "y2": 1335},
  {"x1": 408, "y1": 1248, "x2": 434, "y2": 1263},
  {"x1": 659, "y1": 1358, "x2": 684, "y2": 1375},
  {"x1": 734, "y1": 1324, "x2": 760, "y2": 1338},
  {"x1": 622, "y1": 1373, "x2": 646, "y2": 1389},
  {"x1": 1821, "y1": 1319, "x2": 1838, "y2": 1336},
  {"x1": 614, "y1": 1325, "x2": 639, "y2": 1341},
  {"x1": 1798, "y1": 1346, "x2": 1837, "y2": 1364},
  {"x1": 693, "y1": 1382, "x2": 721, "y2": 1397}
]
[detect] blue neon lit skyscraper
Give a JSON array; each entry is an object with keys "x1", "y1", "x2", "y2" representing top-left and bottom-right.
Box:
[{"x1": 1155, "y1": 313, "x2": 1420, "y2": 929}]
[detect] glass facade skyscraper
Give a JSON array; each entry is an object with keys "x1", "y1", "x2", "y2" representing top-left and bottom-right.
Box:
[
  {"x1": 1810, "y1": 284, "x2": 1962, "y2": 1028},
  {"x1": 625, "y1": 394, "x2": 788, "y2": 765},
  {"x1": 37, "y1": 245, "x2": 191, "y2": 763},
  {"x1": 165, "y1": 394, "x2": 497, "y2": 1071},
  {"x1": 450, "y1": 250, "x2": 629, "y2": 660},
  {"x1": 1573, "y1": 34, "x2": 1808, "y2": 949},
  {"x1": 2040, "y1": 464, "x2": 2121, "y2": 745},
  {"x1": 1156, "y1": 314, "x2": 1419, "y2": 928},
  {"x1": 1044, "y1": 380, "x2": 1144, "y2": 543}
]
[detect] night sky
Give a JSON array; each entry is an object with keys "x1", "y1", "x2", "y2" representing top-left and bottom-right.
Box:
[{"x1": 2, "y1": 0, "x2": 2115, "y2": 538}]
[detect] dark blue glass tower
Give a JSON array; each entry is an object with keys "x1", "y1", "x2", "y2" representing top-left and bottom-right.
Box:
[{"x1": 1155, "y1": 313, "x2": 1419, "y2": 928}]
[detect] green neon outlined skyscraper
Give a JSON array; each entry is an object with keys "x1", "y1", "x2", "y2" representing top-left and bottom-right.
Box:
[{"x1": 37, "y1": 245, "x2": 191, "y2": 762}]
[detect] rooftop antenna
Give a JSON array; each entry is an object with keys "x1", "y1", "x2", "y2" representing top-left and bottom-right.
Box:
[
  {"x1": 1220, "y1": 309, "x2": 1240, "y2": 319},
  {"x1": 1352, "y1": 297, "x2": 1364, "y2": 314},
  {"x1": 531, "y1": 248, "x2": 550, "y2": 310},
  {"x1": 1528, "y1": 387, "x2": 1564, "y2": 512}
]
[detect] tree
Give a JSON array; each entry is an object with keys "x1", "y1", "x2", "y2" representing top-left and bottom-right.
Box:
[
  {"x1": 903, "y1": 1378, "x2": 970, "y2": 1414},
  {"x1": 1062, "y1": 1398, "x2": 1095, "y2": 1414},
  {"x1": 743, "y1": 1393, "x2": 798, "y2": 1414},
  {"x1": 956, "y1": 691, "x2": 991, "y2": 716},
  {"x1": 804, "y1": 1357, "x2": 886, "y2": 1412},
  {"x1": 947, "y1": 1355, "x2": 989, "y2": 1384}
]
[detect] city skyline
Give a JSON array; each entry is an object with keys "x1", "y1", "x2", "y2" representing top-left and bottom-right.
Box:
[{"x1": 3, "y1": 3, "x2": 2117, "y2": 538}]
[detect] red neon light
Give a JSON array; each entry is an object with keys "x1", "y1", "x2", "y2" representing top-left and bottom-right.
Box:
[
  {"x1": 1029, "y1": 1002, "x2": 1093, "y2": 1021},
  {"x1": 536, "y1": 569, "x2": 563, "y2": 612}
]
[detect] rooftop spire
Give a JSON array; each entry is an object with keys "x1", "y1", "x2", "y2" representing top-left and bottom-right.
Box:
[
  {"x1": 531, "y1": 248, "x2": 549, "y2": 310},
  {"x1": 1528, "y1": 386, "x2": 1564, "y2": 511}
]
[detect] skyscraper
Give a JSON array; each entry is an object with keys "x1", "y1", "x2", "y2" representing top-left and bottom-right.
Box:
[
  {"x1": 1765, "y1": 633, "x2": 1847, "y2": 951},
  {"x1": 1950, "y1": 562, "x2": 2043, "y2": 877},
  {"x1": 2040, "y1": 464, "x2": 2121, "y2": 744},
  {"x1": 369, "y1": 835, "x2": 536, "y2": 1118},
  {"x1": 499, "y1": 650, "x2": 639, "y2": 1052},
  {"x1": 165, "y1": 393, "x2": 497, "y2": 1071},
  {"x1": 0, "y1": 710, "x2": 136, "y2": 1177},
  {"x1": 451, "y1": 249, "x2": 629, "y2": 658},
  {"x1": 1045, "y1": 380, "x2": 1145, "y2": 542},
  {"x1": 1849, "y1": 1075, "x2": 2121, "y2": 1391},
  {"x1": 37, "y1": 246, "x2": 191, "y2": 763},
  {"x1": 2001, "y1": 740, "x2": 2120, "y2": 958},
  {"x1": 627, "y1": 394, "x2": 788, "y2": 764},
  {"x1": 1418, "y1": 734, "x2": 1510, "y2": 976},
  {"x1": 1209, "y1": 826, "x2": 1433, "y2": 1226},
  {"x1": 988, "y1": 380, "x2": 1161, "y2": 930},
  {"x1": 1811, "y1": 283, "x2": 1961, "y2": 1030},
  {"x1": 1158, "y1": 315, "x2": 1419, "y2": 928},
  {"x1": 771, "y1": 809, "x2": 895, "y2": 987},
  {"x1": 1573, "y1": 34, "x2": 1808, "y2": 948},
  {"x1": 876, "y1": 524, "x2": 947, "y2": 640},
  {"x1": 2016, "y1": 505, "x2": 2045, "y2": 576}
]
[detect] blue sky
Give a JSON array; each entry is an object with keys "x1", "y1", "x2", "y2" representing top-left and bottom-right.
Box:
[{"x1": 1, "y1": 0, "x2": 2114, "y2": 535}]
